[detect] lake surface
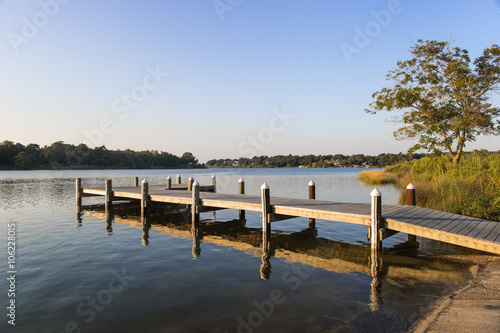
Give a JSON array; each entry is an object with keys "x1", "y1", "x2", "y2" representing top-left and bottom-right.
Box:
[{"x1": 0, "y1": 168, "x2": 477, "y2": 332}]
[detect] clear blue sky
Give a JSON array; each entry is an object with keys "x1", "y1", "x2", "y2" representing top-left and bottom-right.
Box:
[{"x1": 1, "y1": 0, "x2": 499, "y2": 162}]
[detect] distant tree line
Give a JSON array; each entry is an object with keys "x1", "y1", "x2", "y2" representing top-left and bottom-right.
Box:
[
  {"x1": 0, "y1": 140, "x2": 201, "y2": 170},
  {"x1": 206, "y1": 153, "x2": 428, "y2": 168}
]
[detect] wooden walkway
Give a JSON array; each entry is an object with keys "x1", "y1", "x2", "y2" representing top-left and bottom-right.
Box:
[{"x1": 76, "y1": 178, "x2": 500, "y2": 255}]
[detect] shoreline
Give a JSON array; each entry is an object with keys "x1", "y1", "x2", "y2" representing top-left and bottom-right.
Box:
[{"x1": 412, "y1": 255, "x2": 500, "y2": 332}]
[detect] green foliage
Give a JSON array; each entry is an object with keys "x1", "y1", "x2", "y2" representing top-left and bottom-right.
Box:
[
  {"x1": 367, "y1": 39, "x2": 500, "y2": 165},
  {"x1": 0, "y1": 140, "x2": 202, "y2": 170},
  {"x1": 206, "y1": 152, "x2": 426, "y2": 168},
  {"x1": 387, "y1": 151, "x2": 500, "y2": 222}
]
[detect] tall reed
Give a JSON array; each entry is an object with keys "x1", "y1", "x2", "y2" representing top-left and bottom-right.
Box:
[{"x1": 384, "y1": 152, "x2": 500, "y2": 222}]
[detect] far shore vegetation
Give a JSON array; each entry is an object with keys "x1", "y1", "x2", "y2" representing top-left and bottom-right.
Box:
[
  {"x1": 0, "y1": 140, "x2": 202, "y2": 170},
  {"x1": 360, "y1": 151, "x2": 500, "y2": 222}
]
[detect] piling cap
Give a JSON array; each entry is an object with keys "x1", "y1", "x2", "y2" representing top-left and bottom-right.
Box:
[
  {"x1": 142, "y1": 179, "x2": 148, "y2": 184},
  {"x1": 308, "y1": 181, "x2": 315, "y2": 186},
  {"x1": 166, "y1": 176, "x2": 171, "y2": 180},
  {"x1": 212, "y1": 175, "x2": 215, "y2": 178},
  {"x1": 193, "y1": 180, "x2": 199, "y2": 186},
  {"x1": 407, "y1": 183, "x2": 416, "y2": 190},
  {"x1": 239, "y1": 178, "x2": 244, "y2": 182},
  {"x1": 370, "y1": 188, "x2": 381, "y2": 197},
  {"x1": 261, "y1": 183, "x2": 270, "y2": 189},
  {"x1": 177, "y1": 174, "x2": 180, "y2": 177},
  {"x1": 188, "y1": 177, "x2": 194, "y2": 181}
]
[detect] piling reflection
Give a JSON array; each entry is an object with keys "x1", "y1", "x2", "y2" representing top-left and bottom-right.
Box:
[
  {"x1": 142, "y1": 222, "x2": 150, "y2": 246},
  {"x1": 106, "y1": 204, "x2": 113, "y2": 235},
  {"x1": 75, "y1": 207, "x2": 83, "y2": 226},
  {"x1": 192, "y1": 221, "x2": 201, "y2": 258},
  {"x1": 81, "y1": 202, "x2": 467, "y2": 312},
  {"x1": 261, "y1": 231, "x2": 273, "y2": 280}
]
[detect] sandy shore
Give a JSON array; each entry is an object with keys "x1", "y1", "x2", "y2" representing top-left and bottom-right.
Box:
[{"x1": 413, "y1": 255, "x2": 500, "y2": 332}]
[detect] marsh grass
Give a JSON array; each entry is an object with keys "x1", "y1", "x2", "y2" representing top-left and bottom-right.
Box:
[
  {"x1": 385, "y1": 152, "x2": 500, "y2": 222},
  {"x1": 358, "y1": 170, "x2": 397, "y2": 185}
]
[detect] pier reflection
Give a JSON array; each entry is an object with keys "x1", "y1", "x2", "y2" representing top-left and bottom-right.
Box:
[{"x1": 81, "y1": 203, "x2": 466, "y2": 311}]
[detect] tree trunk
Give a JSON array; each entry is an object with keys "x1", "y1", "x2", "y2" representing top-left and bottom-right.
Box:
[{"x1": 452, "y1": 153, "x2": 461, "y2": 166}]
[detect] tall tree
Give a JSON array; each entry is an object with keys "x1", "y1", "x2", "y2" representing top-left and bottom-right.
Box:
[{"x1": 367, "y1": 39, "x2": 500, "y2": 165}]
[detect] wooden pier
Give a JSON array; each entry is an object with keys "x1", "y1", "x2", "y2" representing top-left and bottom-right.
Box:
[{"x1": 76, "y1": 176, "x2": 500, "y2": 255}]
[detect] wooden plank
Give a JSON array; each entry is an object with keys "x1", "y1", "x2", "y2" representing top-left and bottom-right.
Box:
[
  {"x1": 442, "y1": 216, "x2": 477, "y2": 234},
  {"x1": 384, "y1": 218, "x2": 500, "y2": 255},
  {"x1": 474, "y1": 221, "x2": 500, "y2": 240},
  {"x1": 485, "y1": 222, "x2": 500, "y2": 242},
  {"x1": 467, "y1": 221, "x2": 497, "y2": 239},
  {"x1": 419, "y1": 211, "x2": 463, "y2": 230},
  {"x1": 386, "y1": 206, "x2": 442, "y2": 226},
  {"x1": 457, "y1": 219, "x2": 488, "y2": 237}
]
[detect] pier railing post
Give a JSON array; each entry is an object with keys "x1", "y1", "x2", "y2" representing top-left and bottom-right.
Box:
[
  {"x1": 166, "y1": 176, "x2": 171, "y2": 189},
  {"x1": 192, "y1": 181, "x2": 200, "y2": 227},
  {"x1": 309, "y1": 181, "x2": 316, "y2": 228},
  {"x1": 370, "y1": 188, "x2": 382, "y2": 251},
  {"x1": 261, "y1": 183, "x2": 271, "y2": 235},
  {"x1": 407, "y1": 183, "x2": 417, "y2": 243},
  {"x1": 176, "y1": 174, "x2": 181, "y2": 185},
  {"x1": 134, "y1": 177, "x2": 139, "y2": 187},
  {"x1": 212, "y1": 175, "x2": 216, "y2": 192},
  {"x1": 239, "y1": 178, "x2": 245, "y2": 223},
  {"x1": 188, "y1": 177, "x2": 194, "y2": 191},
  {"x1": 141, "y1": 179, "x2": 149, "y2": 220}
]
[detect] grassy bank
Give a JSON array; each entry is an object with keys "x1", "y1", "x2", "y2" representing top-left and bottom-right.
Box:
[
  {"x1": 358, "y1": 170, "x2": 397, "y2": 185},
  {"x1": 378, "y1": 152, "x2": 500, "y2": 222}
]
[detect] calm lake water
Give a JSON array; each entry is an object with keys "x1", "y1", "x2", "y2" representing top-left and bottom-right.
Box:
[{"x1": 0, "y1": 168, "x2": 477, "y2": 332}]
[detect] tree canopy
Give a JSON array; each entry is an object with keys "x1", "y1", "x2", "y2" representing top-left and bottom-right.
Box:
[
  {"x1": 0, "y1": 140, "x2": 202, "y2": 170},
  {"x1": 367, "y1": 39, "x2": 500, "y2": 165}
]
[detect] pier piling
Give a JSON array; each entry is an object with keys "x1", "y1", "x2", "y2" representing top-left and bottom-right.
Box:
[
  {"x1": 76, "y1": 178, "x2": 82, "y2": 210},
  {"x1": 192, "y1": 181, "x2": 200, "y2": 227},
  {"x1": 261, "y1": 183, "x2": 271, "y2": 235},
  {"x1": 370, "y1": 188, "x2": 382, "y2": 251},
  {"x1": 166, "y1": 176, "x2": 171, "y2": 189},
  {"x1": 239, "y1": 178, "x2": 245, "y2": 222},
  {"x1": 141, "y1": 179, "x2": 149, "y2": 220},
  {"x1": 407, "y1": 183, "x2": 417, "y2": 243},
  {"x1": 309, "y1": 181, "x2": 316, "y2": 228}
]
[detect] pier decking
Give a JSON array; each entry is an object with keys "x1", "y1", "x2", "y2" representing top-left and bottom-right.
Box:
[{"x1": 76, "y1": 177, "x2": 500, "y2": 255}]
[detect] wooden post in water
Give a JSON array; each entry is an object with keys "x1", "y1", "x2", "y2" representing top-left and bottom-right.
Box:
[
  {"x1": 407, "y1": 183, "x2": 417, "y2": 243},
  {"x1": 141, "y1": 179, "x2": 149, "y2": 220},
  {"x1": 192, "y1": 181, "x2": 200, "y2": 227},
  {"x1": 188, "y1": 177, "x2": 194, "y2": 191},
  {"x1": 134, "y1": 177, "x2": 139, "y2": 187},
  {"x1": 308, "y1": 181, "x2": 316, "y2": 228},
  {"x1": 166, "y1": 176, "x2": 172, "y2": 189},
  {"x1": 370, "y1": 188, "x2": 382, "y2": 251},
  {"x1": 76, "y1": 178, "x2": 82, "y2": 210},
  {"x1": 211, "y1": 175, "x2": 217, "y2": 218},
  {"x1": 261, "y1": 183, "x2": 271, "y2": 235},
  {"x1": 105, "y1": 179, "x2": 113, "y2": 214},
  {"x1": 176, "y1": 174, "x2": 181, "y2": 184},
  {"x1": 239, "y1": 178, "x2": 245, "y2": 222}
]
